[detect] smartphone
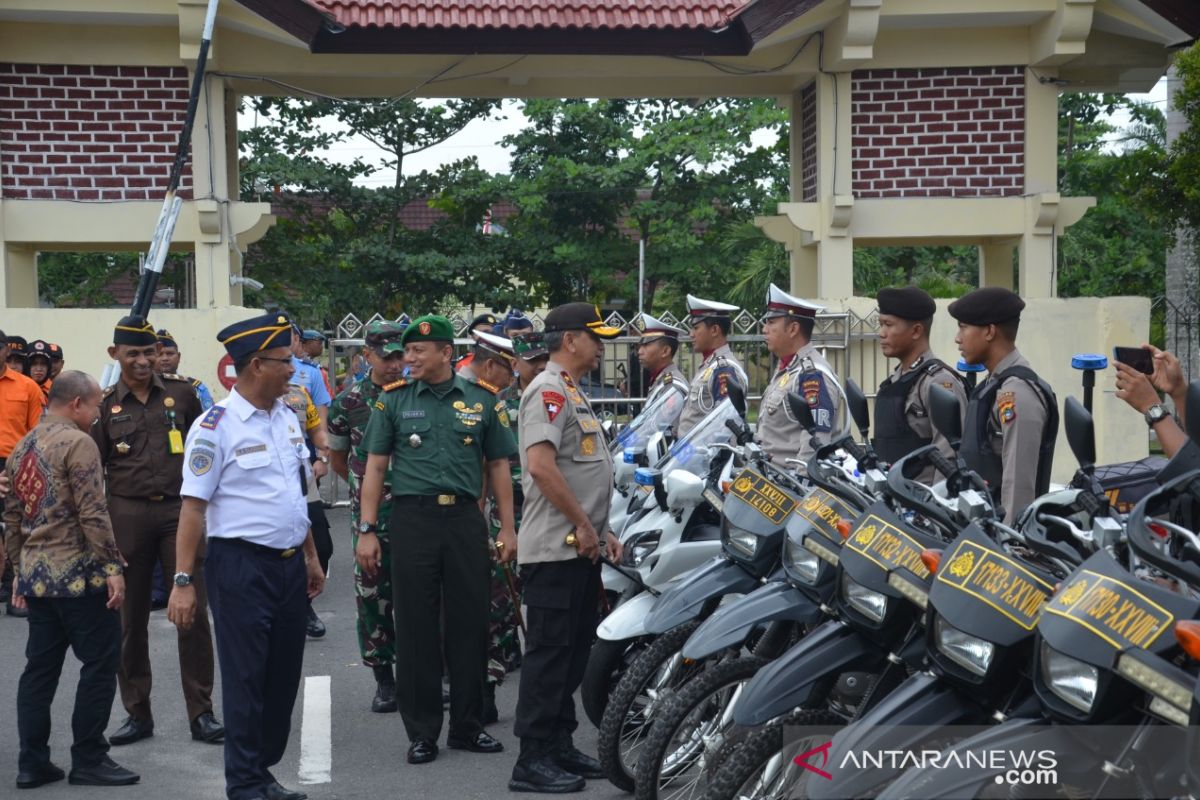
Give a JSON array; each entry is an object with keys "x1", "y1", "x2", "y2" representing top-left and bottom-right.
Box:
[{"x1": 1113, "y1": 346, "x2": 1154, "y2": 375}]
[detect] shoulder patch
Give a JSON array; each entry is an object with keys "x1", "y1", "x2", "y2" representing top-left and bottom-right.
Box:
[
  {"x1": 495, "y1": 400, "x2": 511, "y2": 428},
  {"x1": 383, "y1": 379, "x2": 409, "y2": 392},
  {"x1": 542, "y1": 391, "x2": 566, "y2": 423},
  {"x1": 198, "y1": 406, "x2": 225, "y2": 430},
  {"x1": 997, "y1": 391, "x2": 1017, "y2": 426}
]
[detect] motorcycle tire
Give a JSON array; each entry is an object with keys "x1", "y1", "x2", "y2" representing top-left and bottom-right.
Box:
[
  {"x1": 701, "y1": 708, "x2": 843, "y2": 800},
  {"x1": 582, "y1": 636, "x2": 648, "y2": 729},
  {"x1": 597, "y1": 620, "x2": 703, "y2": 793},
  {"x1": 634, "y1": 655, "x2": 768, "y2": 800}
]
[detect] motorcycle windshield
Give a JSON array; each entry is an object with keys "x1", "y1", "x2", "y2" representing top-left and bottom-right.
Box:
[
  {"x1": 612, "y1": 384, "x2": 687, "y2": 453},
  {"x1": 653, "y1": 398, "x2": 741, "y2": 479}
]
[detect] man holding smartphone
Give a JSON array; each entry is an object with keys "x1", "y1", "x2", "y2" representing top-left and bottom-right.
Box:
[{"x1": 1114, "y1": 344, "x2": 1188, "y2": 457}]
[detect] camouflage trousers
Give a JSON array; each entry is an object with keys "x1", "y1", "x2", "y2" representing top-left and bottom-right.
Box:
[
  {"x1": 351, "y1": 513, "x2": 395, "y2": 668},
  {"x1": 487, "y1": 508, "x2": 523, "y2": 686}
]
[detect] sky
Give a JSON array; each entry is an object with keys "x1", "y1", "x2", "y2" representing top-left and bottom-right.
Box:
[{"x1": 238, "y1": 77, "x2": 1171, "y2": 186}]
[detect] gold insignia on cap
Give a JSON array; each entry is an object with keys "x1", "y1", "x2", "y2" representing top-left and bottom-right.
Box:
[{"x1": 277, "y1": 316, "x2": 287, "y2": 324}]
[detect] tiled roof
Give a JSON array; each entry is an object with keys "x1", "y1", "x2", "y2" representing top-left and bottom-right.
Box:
[{"x1": 305, "y1": 0, "x2": 751, "y2": 30}]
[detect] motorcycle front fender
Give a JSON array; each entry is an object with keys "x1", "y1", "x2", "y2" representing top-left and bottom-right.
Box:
[
  {"x1": 810, "y1": 672, "x2": 987, "y2": 800},
  {"x1": 644, "y1": 556, "x2": 758, "y2": 635},
  {"x1": 681, "y1": 580, "x2": 822, "y2": 661},
  {"x1": 600, "y1": 563, "x2": 633, "y2": 597},
  {"x1": 596, "y1": 589, "x2": 659, "y2": 641},
  {"x1": 877, "y1": 717, "x2": 1071, "y2": 800},
  {"x1": 734, "y1": 620, "x2": 879, "y2": 727}
]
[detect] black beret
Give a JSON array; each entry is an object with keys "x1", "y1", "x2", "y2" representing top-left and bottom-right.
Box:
[
  {"x1": 948, "y1": 287, "x2": 1025, "y2": 326},
  {"x1": 113, "y1": 316, "x2": 158, "y2": 346},
  {"x1": 877, "y1": 286, "x2": 936, "y2": 321}
]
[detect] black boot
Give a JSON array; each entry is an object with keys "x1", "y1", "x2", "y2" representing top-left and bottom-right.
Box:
[
  {"x1": 305, "y1": 604, "x2": 325, "y2": 638},
  {"x1": 371, "y1": 665, "x2": 397, "y2": 713},
  {"x1": 508, "y1": 739, "x2": 584, "y2": 793},
  {"x1": 551, "y1": 738, "x2": 603, "y2": 780},
  {"x1": 483, "y1": 681, "x2": 499, "y2": 725}
]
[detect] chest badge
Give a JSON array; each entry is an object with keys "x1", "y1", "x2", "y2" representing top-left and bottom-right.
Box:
[
  {"x1": 116, "y1": 441, "x2": 131, "y2": 455},
  {"x1": 110, "y1": 405, "x2": 122, "y2": 415},
  {"x1": 463, "y1": 436, "x2": 473, "y2": 446},
  {"x1": 409, "y1": 433, "x2": 423, "y2": 449},
  {"x1": 581, "y1": 435, "x2": 597, "y2": 456},
  {"x1": 164, "y1": 397, "x2": 175, "y2": 409}
]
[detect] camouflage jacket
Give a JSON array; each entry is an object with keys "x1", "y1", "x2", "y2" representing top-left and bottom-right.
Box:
[{"x1": 328, "y1": 371, "x2": 392, "y2": 520}]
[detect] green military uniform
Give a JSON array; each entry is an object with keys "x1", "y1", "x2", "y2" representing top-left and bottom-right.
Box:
[
  {"x1": 328, "y1": 371, "x2": 395, "y2": 669},
  {"x1": 362, "y1": 316, "x2": 517, "y2": 748},
  {"x1": 486, "y1": 386, "x2": 524, "y2": 685}
]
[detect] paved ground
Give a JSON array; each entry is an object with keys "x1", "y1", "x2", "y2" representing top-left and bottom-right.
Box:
[{"x1": 0, "y1": 506, "x2": 628, "y2": 799}]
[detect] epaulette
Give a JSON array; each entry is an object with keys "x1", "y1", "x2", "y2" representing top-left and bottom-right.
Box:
[
  {"x1": 663, "y1": 372, "x2": 673, "y2": 385},
  {"x1": 383, "y1": 378, "x2": 409, "y2": 392},
  {"x1": 160, "y1": 372, "x2": 190, "y2": 383},
  {"x1": 475, "y1": 378, "x2": 500, "y2": 395},
  {"x1": 102, "y1": 385, "x2": 116, "y2": 398},
  {"x1": 198, "y1": 405, "x2": 225, "y2": 430}
]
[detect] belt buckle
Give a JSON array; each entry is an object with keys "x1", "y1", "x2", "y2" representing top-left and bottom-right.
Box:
[
  {"x1": 436, "y1": 494, "x2": 456, "y2": 506},
  {"x1": 280, "y1": 548, "x2": 297, "y2": 559}
]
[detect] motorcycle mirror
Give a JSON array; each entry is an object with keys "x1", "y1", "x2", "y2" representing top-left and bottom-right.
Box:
[
  {"x1": 786, "y1": 391, "x2": 818, "y2": 435},
  {"x1": 928, "y1": 384, "x2": 963, "y2": 449},
  {"x1": 726, "y1": 381, "x2": 747, "y2": 418},
  {"x1": 1188, "y1": 380, "x2": 1200, "y2": 442},
  {"x1": 1063, "y1": 396, "x2": 1096, "y2": 471},
  {"x1": 845, "y1": 378, "x2": 870, "y2": 439}
]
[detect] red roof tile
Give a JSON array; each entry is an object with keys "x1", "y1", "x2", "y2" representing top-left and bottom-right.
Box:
[{"x1": 305, "y1": 0, "x2": 751, "y2": 31}]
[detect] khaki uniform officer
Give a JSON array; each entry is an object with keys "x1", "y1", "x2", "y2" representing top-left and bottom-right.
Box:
[
  {"x1": 873, "y1": 286, "x2": 968, "y2": 484},
  {"x1": 676, "y1": 295, "x2": 747, "y2": 438},
  {"x1": 359, "y1": 315, "x2": 517, "y2": 766},
  {"x1": 93, "y1": 316, "x2": 223, "y2": 748},
  {"x1": 756, "y1": 284, "x2": 848, "y2": 470},
  {"x1": 635, "y1": 313, "x2": 688, "y2": 409},
  {"x1": 950, "y1": 287, "x2": 1058, "y2": 524},
  {"x1": 510, "y1": 303, "x2": 624, "y2": 794}
]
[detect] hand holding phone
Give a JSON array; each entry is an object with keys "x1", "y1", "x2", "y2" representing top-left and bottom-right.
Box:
[{"x1": 1113, "y1": 346, "x2": 1154, "y2": 375}]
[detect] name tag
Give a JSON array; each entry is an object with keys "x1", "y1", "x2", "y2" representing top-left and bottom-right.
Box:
[
  {"x1": 110, "y1": 414, "x2": 132, "y2": 424},
  {"x1": 844, "y1": 514, "x2": 931, "y2": 580},
  {"x1": 402, "y1": 410, "x2": 426, "y2": 419},
  {"x1": 1043, "y1": 570, "x2": 1173, "y2": 650},
  {"x1": 235, "y1": 443, "x2": 270, "y2": 469},
  {"x1": 937, "y1": 540, "x2": 1053, "y2": 630}
]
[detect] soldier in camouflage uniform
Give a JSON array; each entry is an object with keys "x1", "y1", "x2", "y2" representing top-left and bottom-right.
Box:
[{"x1": 328, "y1": 321, "x2": 408, "y2": 713}]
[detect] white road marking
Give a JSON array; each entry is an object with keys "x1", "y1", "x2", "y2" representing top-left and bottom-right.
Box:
[{"x1": 298, "y1": 675, "x2": 332, "y2": 784}]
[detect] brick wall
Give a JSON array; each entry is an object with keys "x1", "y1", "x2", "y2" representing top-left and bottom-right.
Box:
[
  {"x1": 0, "y1": 63, "x2": 192, "y2": 202},
  {"x1": 851, "y1": 66, "x2": 1024, "y2": 198},
  {"x1": 797, "y1": 81, "x2": 818, "y2": 202}
]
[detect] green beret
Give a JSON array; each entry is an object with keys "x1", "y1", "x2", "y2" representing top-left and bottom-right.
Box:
[
  {"x1": 401, "y1": 315, "x2": 455, "y2": 346},
  {"x1": 948, "y1": 287, "x2": 1026, "y2": 326},
  {"x1": 877, "y1": 286, "x2": 936, "y2": 321}
]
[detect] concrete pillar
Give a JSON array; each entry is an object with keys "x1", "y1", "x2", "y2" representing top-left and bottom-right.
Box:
[
  {"x1": 791, "y1": 244, "x2": 818, "y2": 298},
  {"x1": 1018, "y1": 232, "x2": 1056, "y2": 298},
  {"x1": 1020, "y1": 68, "x2": 1060, "y2": 298},
  {"x1": 813, "y1": 71, "x2": 856, "y2": 299},
  {"x1": 1, "y1": 244, "x2": 39, "y2": 308},
  {"x1": 978, "y1": 241, "x2": 1016, "y2": 289},
  {"x1": 817, "y1": 236, "x2": 855, "y2": 299},
  {"x1": 191, "y1": 73, "x2": 235, "y2": 309}
]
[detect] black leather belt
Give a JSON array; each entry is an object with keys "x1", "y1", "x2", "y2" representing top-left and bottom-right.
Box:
[
  {"x1": 210, "y1": 537, "x2": 300, "y2": 559},
  {"x1": 394, "y1": 494, "x2": 476, "y2": 507}
]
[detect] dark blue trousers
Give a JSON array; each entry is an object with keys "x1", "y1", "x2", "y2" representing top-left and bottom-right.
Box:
[
  {"x1": 17, "y1": 593, "x2": 120, "y2": 772},
  {"x1": 206, "y1": 538, "x2": 307, "y2": 800}
]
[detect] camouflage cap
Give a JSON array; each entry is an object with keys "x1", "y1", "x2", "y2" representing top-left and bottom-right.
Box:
[
  {"x1": 364, "y1": 320, "x2": 406, "y2": 354},
  {"x1": 512, "y1": 330, "x2": 549, "y2": 361}
]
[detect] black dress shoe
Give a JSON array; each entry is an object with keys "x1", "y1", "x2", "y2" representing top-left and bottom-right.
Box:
[
  {"x1": 190, "y1": 711, "x2": 225, "y2": 743},
  {"x1": 265, "y1": 780, "x2": 307, "y2": 800},
  {"x1": 447, "y1": 731, "x2": 504, "y2": 754},
  {"x1": 306, "y1": 605, "x2": 326, "y2": 639},
  {"x1": 108, "y1": 716, "x2": 153, "y2": 745},
  {"x1": 6, "y1": 601, "x2": 28, "y2": 618},
  {"x1": 407, "y1": 740, "x2": 438, "y2": 764},
  {"x1": 68, "y1": 757, "x2": 139, "y2": 786},
  {"x1": 16, "y1": 762, "x2": 65, "y2": 789},
  {"x1": 552, "y1": 745, "x2": 603, "y2": 780},
  {"x1": 508, "y1": 756, "x2": 584, "y2": 793}
]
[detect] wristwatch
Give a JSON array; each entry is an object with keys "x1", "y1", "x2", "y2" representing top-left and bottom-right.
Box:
[
  {"x1": 173, "y1": 572, "x2": 193, "y2": 587},
  {"x1": 358, "y1": 521, "x2": 378, "y2": 535},
  {"x1": 1144, "y1": 403, "x2": 1170, "y2": 427}
]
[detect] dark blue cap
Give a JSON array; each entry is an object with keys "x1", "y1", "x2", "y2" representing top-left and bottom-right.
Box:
[{"x1": 218, "y1": 313, "x2": 293, "y2": 361}]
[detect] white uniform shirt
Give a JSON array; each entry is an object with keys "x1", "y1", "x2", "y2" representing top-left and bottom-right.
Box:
[{"x1": 180, "y1": 387, "x2": 311, "y2": 549}]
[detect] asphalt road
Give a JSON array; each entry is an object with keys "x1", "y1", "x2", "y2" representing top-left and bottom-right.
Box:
[{"x1": 0, "y1": 506, "x2": 629, "y2": 800}]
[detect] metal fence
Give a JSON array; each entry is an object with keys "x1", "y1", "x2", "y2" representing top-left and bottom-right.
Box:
[{"x1": 1151, "y1": 295, "x2": 1200, "y2": 384}]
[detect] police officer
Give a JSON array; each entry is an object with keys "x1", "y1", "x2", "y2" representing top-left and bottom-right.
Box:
[
  {"x1": 170, "y1": 313, "x2": 324, "y2": 800},
  {"x1": 635, "y1": 313, "x2": 687, "y2": 408},
  {"x1": 509, "y1": 303, "x2": 623, "y2": 794},
  {"x1": 358, "y1": 315, "x2": 516, "y2": 765},
  {"x1": 328, "y1": 321, "x2": 407, "y2": 713},
  {"x1": 94, "y1": 316, "x2": 223, "y2": 748},
  {"x1": 949, "y1": 287, "x2": 1058, "y2": 524},
  {"x1": 873, "y1": 287, "x2": 968, "y2": 483},
  {"x1": 676, "y1": 294, "x2": 747, "y2": 437},
  {"x1": 155, "y1": 329, "x2": 215, "y2": 410},
  {"x1": 756, "y1": 284, "x2": 847, "y2": 468}
]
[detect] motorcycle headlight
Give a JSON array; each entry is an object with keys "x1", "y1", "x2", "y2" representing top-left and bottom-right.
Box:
[
  {"x1": 934, "y1": 616, "x2": 995, "y2": 677},
  {"x1": 841, "y1": 574, "x2": 888, "y2": 623},
  {"x1": 622, "y1": 530, "x2": 662, "y2": 567},
  {"x1": 724, "y1": 524, "x2": 758, "y2": 559},
  {"x1": 1040, "y1": 641, "x2": 1099, "y2": 714},
  {"x1": 783, "y1": 536, "x2": 820, "y2": 585}
]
